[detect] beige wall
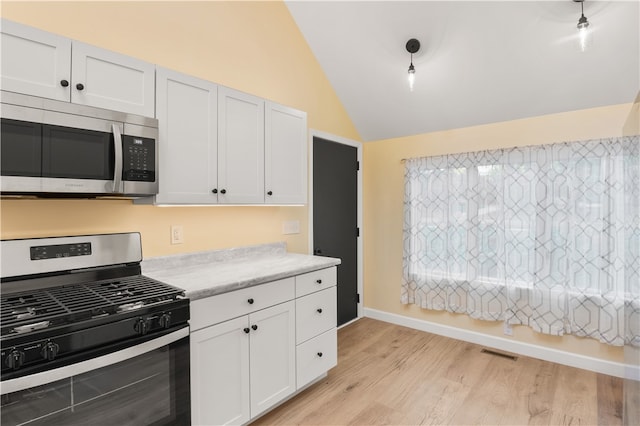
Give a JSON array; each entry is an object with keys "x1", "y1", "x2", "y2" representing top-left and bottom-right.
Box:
[
  {"x1": 0, "y1": 1, "x2": 360, "y2": 257},
  {"x1": 363, "y1": 103, "x2": 637, "y2": 363}
]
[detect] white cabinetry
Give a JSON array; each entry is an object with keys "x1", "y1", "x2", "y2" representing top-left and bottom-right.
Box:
[
  {"x1": 190, "y1": 278, "x2": 296, "y2": 426},
  {"x1": 190, "y1": 267, "x2": 337, "y2": 425},
  {"x1": 191, "y1": 316, "x2": 250, "y2": 425},
  {"x1": 294, "y1": 267, "x2": 338, "y2": 388},
  {"x1": 265, "y1": 102, "x2": 308, "y2": 204},
  {"x1": 154, "y1": 67, "x2": 218, "y2": 204},
  {"x1": 1, "y1": 19, "x2": 71, "y2": 102},
  {"x1": 0, "y1": 19, "x2": 155, "y2": 117},
  {"x1": 217, "y1": 87, "x2": 265, "y2": 204}
]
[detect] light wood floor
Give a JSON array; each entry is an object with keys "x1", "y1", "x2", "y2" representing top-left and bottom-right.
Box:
[{"x1": 253, "y1": 317, "x2": 624, "y2": 425}]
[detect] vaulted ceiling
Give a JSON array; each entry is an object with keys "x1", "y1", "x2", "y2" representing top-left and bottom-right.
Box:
[{"x1": 286, "y1": 1, "x2": 640, "y2": 142}]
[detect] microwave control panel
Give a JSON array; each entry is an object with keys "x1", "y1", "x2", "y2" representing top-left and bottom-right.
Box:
[{"x1": 122, "y1": 135, "x2": 156, "y2": 182}]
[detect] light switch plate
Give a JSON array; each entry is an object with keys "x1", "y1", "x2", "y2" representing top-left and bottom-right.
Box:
[{"x1": 171, "y1": 225, "x2": 184, "y2": 244}]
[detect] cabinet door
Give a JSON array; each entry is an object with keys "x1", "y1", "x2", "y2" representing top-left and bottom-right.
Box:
[
  {"x1": 71, "y1": 41, "x2": 155, "y2": 117},
  {"x1": 249, "y1": 301, "x2": 296, "y2": 418},
  {"x1": 1, "y1": 19, "x2": 71, "y2": 102},
  {"x1": 218, "y1": 87, "x2": 265, "y2": 204},
  {"x1": 155, "y1": 67, "x2": 218, "y2": 204},
  {"x1": 191, "y1": 316, "x2": 251, "y2": 426},
  {"x1": 265, "y1": 102, "x2": 308, "y2": 204}
]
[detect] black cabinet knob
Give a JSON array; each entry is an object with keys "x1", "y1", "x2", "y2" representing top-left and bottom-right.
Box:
[
  {"x1": 60, "y1": 79, "x2": 69, "y2": 87},
  {"x1": 76, "y1": 83, "x2": 84, "y2": 91},
  {"x1": 243, "y1": 327, "x2": 250, "y2": 334},
  {"x1": 317, "y1": 308, "x2": 323, "y2": 314},
  {"x1": 247, "y1": 298, "x2": 254, "y2": 305},
  {"x1": 212, "y1": 189, "x2": 218, "y2": 194},
  {"x1": 251, "y1": 324, "x2": 258, "y2": 331},
  {"x1": 220, "y1": 189, "x2": 226, "y2": 194},
  {"x1": 267, "y1": 191, "x2": 273, "y2": 196},
  {"x1": 316, "y1": 279, "x2": 322, "y2": 284},
  {"x1": 317, "y1": 352, "x2": 323, "y2": 358}
]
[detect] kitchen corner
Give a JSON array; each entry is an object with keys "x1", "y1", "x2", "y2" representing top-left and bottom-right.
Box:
[{"x1": 143, "y1": 241, "x2": 340, "y2": 425}]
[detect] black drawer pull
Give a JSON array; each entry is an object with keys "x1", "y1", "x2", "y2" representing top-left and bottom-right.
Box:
[
  {"x1": 317, "y1": 352, "x2": 323, "y2": 358},
  {"x1": 251, "y1": 324, "x2": 258, "y2": 331},
  {"x1": 316, "y1": 279, "x2": 322, "y2": 284},
  {"x1": 317, "y1": 308, "x2": 323, "y2": 314},
  {"x1": 247, "y1": 298, "x2": 254, "y2": 304},
  {"x1": 243, "y1": 327, "x2": 250, "y2": 334}
]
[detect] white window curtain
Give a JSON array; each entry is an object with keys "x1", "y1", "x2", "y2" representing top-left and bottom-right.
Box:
[{"x1": 402, "y1": 136, "x2": 639, "y2": 347}]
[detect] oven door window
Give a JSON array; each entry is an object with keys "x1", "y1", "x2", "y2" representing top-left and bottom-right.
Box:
[
  {"x1": 0, "y1": 336, "x2": 189, "y2": 426},
  {"x1": 42, "y1": 124, "x2": 114, "y2": 180}
]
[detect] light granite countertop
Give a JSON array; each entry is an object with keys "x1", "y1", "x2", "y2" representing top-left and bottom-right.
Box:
[{"x1": 142, "y1": 242, "x2": 341, "y2": 301}]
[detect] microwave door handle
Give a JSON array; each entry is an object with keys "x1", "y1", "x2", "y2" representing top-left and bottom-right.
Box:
[{"x1": 110, "y1": 123, "x2": 123, "y2": 193}]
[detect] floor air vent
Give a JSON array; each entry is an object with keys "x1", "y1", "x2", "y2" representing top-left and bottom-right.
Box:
[{"x1": 480, "y1": 348, "x2": 518, "y2": 361}]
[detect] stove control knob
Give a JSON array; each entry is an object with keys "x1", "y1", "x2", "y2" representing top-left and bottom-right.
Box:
[
  {"x1": 5, "y1": 349, "x2": 25, "y2": 370},
  {"x1": 41, "y1": 341, "x2": 60, "y2": 361},
  {"x1": 134, "y1": 317, "x2": 150, "y2": 335},
  {"x1": 158, "y1": 313, "x2": 172, "y2": 329}
]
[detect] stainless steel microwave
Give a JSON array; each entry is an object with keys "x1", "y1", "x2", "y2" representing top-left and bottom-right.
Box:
[{"x1": 0, "y1": 91, "x2": 158, "y2": 198}]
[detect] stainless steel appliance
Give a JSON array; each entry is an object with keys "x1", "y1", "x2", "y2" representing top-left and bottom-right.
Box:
[
  {"x1": 0, "y1": 233, "x2": 190, "y2": 426},
  {"x1": 0, "y1": 91, "x2": 158, "y2": 197}
]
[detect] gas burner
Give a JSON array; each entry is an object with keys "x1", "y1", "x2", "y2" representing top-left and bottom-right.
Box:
[
  {"x1": 117, "y1": 302, "x2": 144, "y2": 312},
  {"x1": 13, "y1": 321, "x2": 50, "y2": 334},
  {"x1": 12, "y1": 307, "x2": 39, "y2": 320}
]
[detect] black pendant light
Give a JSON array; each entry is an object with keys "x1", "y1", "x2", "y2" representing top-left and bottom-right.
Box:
[{"x1": 406, "y1": 38, "x2": 420, "y2": 91}]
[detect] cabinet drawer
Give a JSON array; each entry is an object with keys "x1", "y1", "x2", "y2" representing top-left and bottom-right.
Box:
[
  {"x1": 190, "y1": 278, "x2": 295, "y2": 331},
  {"x1": 295, "y1": 267, "x2": 337, "y2": 297},
  {"x1": 296, "y1": 328, "x2": 337, "y2": 389},
  {"x1": 296, "y1": 286, "x2": 336, "y2": 344}
]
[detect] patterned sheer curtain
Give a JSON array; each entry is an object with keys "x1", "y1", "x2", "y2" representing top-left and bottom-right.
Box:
[{"x1": 402, "y1": 136, "x2": 639, "y2": 346}]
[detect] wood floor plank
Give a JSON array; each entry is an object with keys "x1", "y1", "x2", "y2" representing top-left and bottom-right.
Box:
[
  {"x1": 597, "y1": 373, "x2": 623, "y2": 424},
  {"x1": 252, "y1": 317, "x2": 624, "y2": 426}
]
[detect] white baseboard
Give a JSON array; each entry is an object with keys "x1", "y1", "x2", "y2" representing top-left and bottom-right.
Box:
[{"x1": 364, "y1": 307, "x2": 640, "y2": 380}]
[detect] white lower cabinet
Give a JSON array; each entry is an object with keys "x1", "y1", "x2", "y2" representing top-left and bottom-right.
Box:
[
  {"x1": 191, "y1": 316, "x2": 250, "y2": 426},
  {"x1": 248, "y1": 301, "x2": 296, "y2": 418},
  {"x1": 190, "y1": 268, "x2": 337, "y2": 425}
]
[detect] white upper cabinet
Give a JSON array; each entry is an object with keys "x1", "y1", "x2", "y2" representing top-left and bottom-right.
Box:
[
  {"x1": 218, "y1": 87, "x2": 265, "y2": 204},
  {"x1": 265, "y1": 102, "x2": 308, "y2": 204},
  {"x1": 1, "y1": 19, "x2": 155, "y2": 117},
  {"x1": 154, "y1": 67, "x2": 218, "y2": 204},
  {"x1": 71, "y1": 41, "x2": 155, "y2": 117},
  {"x1": 1, "y1": 19, "x2": 71, "y2": 102}
]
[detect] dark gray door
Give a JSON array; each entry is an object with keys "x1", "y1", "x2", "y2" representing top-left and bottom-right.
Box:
[{"x1": 313, "y1": 137, "x2": 358, "y2": 326}]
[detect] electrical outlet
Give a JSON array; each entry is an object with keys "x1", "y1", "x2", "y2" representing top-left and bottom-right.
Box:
[
  {"x1": 282, "y1": 220, "x2": 300, "y2": 235},
  {"x1": 171, "y1": 225, "x2": 184, "y2": 244},
  {"x1": 503, "y1": 321, "x2": 513, "y2": 336}
]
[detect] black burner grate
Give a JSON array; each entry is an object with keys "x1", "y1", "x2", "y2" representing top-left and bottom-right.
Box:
[{"x1": 0, "y1": 275, "x2": 183, "y2": 336}]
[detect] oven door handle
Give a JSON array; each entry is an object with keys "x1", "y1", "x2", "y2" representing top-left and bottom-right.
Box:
[{"x1": 0, "y1": 327, "x2": 188, "y2": 395}]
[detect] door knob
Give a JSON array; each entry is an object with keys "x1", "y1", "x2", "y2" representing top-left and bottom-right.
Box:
[{"x1": 76, "y1": 83, "x2": 84, "y2": 91}]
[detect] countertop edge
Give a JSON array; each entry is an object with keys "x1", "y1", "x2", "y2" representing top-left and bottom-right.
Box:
[{"x1": 185, "y1": 257, "x2": 341, "y2": 301}]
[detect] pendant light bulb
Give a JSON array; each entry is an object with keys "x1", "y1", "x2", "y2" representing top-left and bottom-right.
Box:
[
  {"x1": 405, "y1": 38, "x2": 420, "y2": 92},
  {"x1": 408, "y1": 61, "x2": 416, "y2": 91},
  {"x1": 575, "y1": 1, "x2": 591, "y2": 52}
]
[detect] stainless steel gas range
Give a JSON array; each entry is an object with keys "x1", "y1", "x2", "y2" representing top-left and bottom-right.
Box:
[{"x1": 0, "y1": 233, "x2": 190, "y2": 426}]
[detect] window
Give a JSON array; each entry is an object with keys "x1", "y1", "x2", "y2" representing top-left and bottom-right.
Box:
[{"x1": 402, "y1": 136, "x2": 639, "y2": 346}]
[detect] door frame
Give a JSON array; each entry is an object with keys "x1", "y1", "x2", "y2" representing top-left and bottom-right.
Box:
[{"x1": 308, "y1": 129, "x2": 363, "y2": 323}]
